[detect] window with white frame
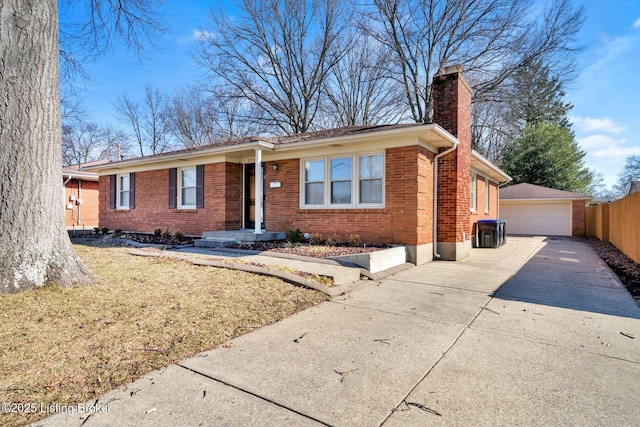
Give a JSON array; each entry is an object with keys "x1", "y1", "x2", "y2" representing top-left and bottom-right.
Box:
[
  {"x1": 330, "y1": 157, "x2": 352, "y2": 204},
  {"x1": 301, "y1": 152, "x2": 384, "y2": 208},
  {"x1": 471, "y1": 173, "x2": 477, "y2": 211},
  {"x1": 179, "y1": 167, "x2": 197, "y2": 208},
  {"x1": 359, "y1": 154, "x2": 383, "y2": 204},
  {"x1": 485, "y1": 178, "x2": 490, "y2": 213},
  {"x1": 117, "y1": 174, "x2": 130, "y2": 209},
  {"x1": 304, "y1": 159, "x2": 325, "y2": 205}
]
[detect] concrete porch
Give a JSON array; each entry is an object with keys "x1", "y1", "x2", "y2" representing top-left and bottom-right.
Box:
[{"x1": 195, "y1": 229, "x2": 286, "y2": 248}]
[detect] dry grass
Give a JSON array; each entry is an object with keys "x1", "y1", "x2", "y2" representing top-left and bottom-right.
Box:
[{"x1": 0, "y1": 242, "x2": 327, "y2": 427}]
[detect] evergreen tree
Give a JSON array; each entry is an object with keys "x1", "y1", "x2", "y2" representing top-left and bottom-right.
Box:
[
  {"x1": 508, "y1": 59, "x2": 574, "y2": 128},
  {"x1": 502, "y1": 122, "x2": 592, "y2": 193}
]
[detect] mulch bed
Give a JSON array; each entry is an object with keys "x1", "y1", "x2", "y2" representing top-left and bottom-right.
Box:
[
  {"x1": 584, "y1": 237, "x2": 640, "y2": 301},
  {"x1": 76, "y1": 231, "x2": 194, "y2": 246},
  {"x1": 76, "y1": 233, "x2": 389, "y2": 259},
  {"x1": 226, "y1": 241, "x2": 390, "y2": 259}
]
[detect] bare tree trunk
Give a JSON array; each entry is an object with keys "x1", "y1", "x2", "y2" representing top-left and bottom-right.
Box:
[{"x1": 0, "y1": 0, "x2": 92, "y2": 293}]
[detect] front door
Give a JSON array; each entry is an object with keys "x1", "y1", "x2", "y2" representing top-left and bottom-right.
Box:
[{"x1": 244, "y1": 163, "x2": 266, "y2": 229}]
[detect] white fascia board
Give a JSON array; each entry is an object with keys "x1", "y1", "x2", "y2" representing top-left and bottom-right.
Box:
[
  {"x1": 62, "y1": 171, "x2": 99, "y2": 181},
  {"x1": 471, "y1": 150, "x2": 511, "y2": 183},
  {"x1": 274, "y1": 124, "x2": 456, "y2": 154},
  {"x1": 500, "y1": 198, "x2": 592, "y2": 203},
  {"x1": 86, "y1": 125, "x2": 458, "y2": 175},
  {"x1": 87, "y1": 141, "x2": 275, "y2": 175}
]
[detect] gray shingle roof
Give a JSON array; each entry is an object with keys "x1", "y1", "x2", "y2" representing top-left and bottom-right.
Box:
[
  {"x1": 500, "y1": 183, "x2": 591, "y2": 200},
  {"x1": 96, "y1": 123, "x2": 428, "y2": 165}
]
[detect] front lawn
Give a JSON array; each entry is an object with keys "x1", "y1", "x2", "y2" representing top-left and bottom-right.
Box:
[{"x1": 0, "y1": 242, "x2": 327, "y2": 427}]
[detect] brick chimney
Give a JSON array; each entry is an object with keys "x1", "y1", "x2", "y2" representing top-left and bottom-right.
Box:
[{"x1": 432, "y1": 64, "x2": 472, "y2": 260}]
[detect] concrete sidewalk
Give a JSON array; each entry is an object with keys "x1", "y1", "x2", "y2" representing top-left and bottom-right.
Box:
[{"x1": 37, "y1": 237, "x2": 640, "y2": 426}]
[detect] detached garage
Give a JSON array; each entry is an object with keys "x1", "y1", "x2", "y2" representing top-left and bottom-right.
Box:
[{"x1": 500, "y1": 183, "x2": 592, "y2": 236}]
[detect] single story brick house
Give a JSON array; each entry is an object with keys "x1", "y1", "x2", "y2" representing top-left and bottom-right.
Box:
[
  {"x1": 63, "y1": 163, "x2": 102, "y2": 229},
  {"x1": 499, "y1": 183, "x2": 592, "y2": 236},
  {"x1": 88, "y1": 66, "x2": 511, "y2": 264}
]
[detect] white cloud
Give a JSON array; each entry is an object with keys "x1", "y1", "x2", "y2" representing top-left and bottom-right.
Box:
[
  {"x1": 592, "y1": 145, "x2": 640, "y2": 158},
  {"x1": 634, "y1": 18, "x2": 640, "y2": 28},
  {"x1": 571, "y1": 116, "x2": 625, "y2": 134},
  {"x1": 578, "y1": 134, "x2": 625, "y2": 150},
  {"x1": 175, "y1": 30, "x2": 215, "y2": 44},
  {"x1": 578, "y1": 134, "x2": 640, "y2": 159},
  {"x1": 193, "y1": 30, "x2": 214, "y2": 41}
]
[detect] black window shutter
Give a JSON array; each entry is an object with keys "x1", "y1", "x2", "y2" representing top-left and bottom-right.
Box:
[
  {"x1": 129, "y1": 172, "x2": 136, "y2": 209},
  {"x1": 109, "y1": 175, "x2": 116, "y2": 209},
  {"x1": 196, "y1": 164, "x2": 204, "y2": 209},
  {"x1": 168, "y1": 168, "x2": 177, "y2": 209}
]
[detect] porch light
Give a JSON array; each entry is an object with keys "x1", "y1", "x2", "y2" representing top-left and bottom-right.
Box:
[{"x1": 272, "y1": 163, "x2": 279, "y2": 173}]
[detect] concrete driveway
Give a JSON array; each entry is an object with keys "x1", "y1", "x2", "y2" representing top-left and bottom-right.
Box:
[{"x1": 37, "y1": 237, "x2": 640, "y2": 426}]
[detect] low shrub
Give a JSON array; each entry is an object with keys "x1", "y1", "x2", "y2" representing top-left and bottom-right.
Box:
[
  {"x1": 326, "y1": 234, "x2": 342, "y2": 246},
  {"x1": 348, "y1": 234, "x2": 362, "y2": 247},
  {"x1": 154, "y1": 228, "x2": 162, "y2": 237},
  {"x1": 287, "y1": 228, "x2": 302, "y2": 243},
  {"x1": 308, "y1": 233, "x2": 323, "y2": 245},
  {"x1": 162, "y1": 228, "x2": 172, "y2": 239}
]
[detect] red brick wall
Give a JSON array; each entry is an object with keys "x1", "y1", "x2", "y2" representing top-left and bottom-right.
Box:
[
  {"x1": 64, "y1": 179, "x2": 99, "y2": 228},
  {"x1": 265, "y1": 146, "x2": 435, "y2": 246},
  {"x1": 572, "y1": 200, "x2": 586, "y2": 236},
  {"x1": 98, "y1": 149, "x2": 438, "y2": 245},
  {"x1": 417, "y1": 146, "x2": 435, "y2": 244},
  {"x1": 470, "y1": 176, "x2": 499, "y2": 229},
  {"x1": 99, "y1": 163, "x2": 243, "y2": 235},
  {"x1": 433, "y1": 68, "x2": 472, "y2": 243}
]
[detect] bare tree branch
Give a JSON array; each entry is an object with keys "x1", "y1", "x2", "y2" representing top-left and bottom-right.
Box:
[
  {"x1": 319, "y1": 34, "x2": 408, "y2": 127},
  {"x1": 115, "y1": 84, "x2": 174, "y2": 156},
  {"x1": 195, "y1": 0, "x2": 353, "y2": 134},
  {"x1": 361, "y1": 0, "x2": 584, "y2": 124}
]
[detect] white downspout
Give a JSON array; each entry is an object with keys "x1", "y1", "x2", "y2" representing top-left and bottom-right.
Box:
[
  {"x1": 63, "y1": 174, "x2": 72, "y2": 208},
  {"x1": 433, "y1": 141, "x2": 459, "y2": 259},
  {"x1": 254, "y1": 148, "x2": 263, "y2": 234},
  {"x1": 77, "y1": 180, "x2": 82, "y2": 225},
  {"x1": 63, "y1": 174, "x2": 73, "y2": 228}
]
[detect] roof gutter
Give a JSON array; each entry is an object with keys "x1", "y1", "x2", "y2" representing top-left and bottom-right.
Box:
[
  {"x1": 433, "y1": 140, "x2": 459, "y2": 260},
  {"x1": 84, "y1": 140, "x2": 276, "y2": 173}
]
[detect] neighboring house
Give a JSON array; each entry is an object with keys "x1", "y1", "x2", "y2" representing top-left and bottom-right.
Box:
[
  {"x1": 63, "y1": 160, "x2": 109, "y2": 229},
  {"x1": 87, "y1": 66, "x2": 511, "y2": 264},
  {"x1": 499, "y1": 183, "x2": 592, "y2": 237},
  {"x1": 627, "y1": 181, "x2": 640, "y2": 195}
]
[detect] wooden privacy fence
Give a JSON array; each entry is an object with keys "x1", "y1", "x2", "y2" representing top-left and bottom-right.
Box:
[{"x1": 586, "y1": 192, "x2": 640, "y2": 264}]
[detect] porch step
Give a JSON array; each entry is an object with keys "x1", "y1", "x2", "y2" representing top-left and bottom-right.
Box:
[{"x1": 199, "y1": 230, "x2": 286, "y2": 244}]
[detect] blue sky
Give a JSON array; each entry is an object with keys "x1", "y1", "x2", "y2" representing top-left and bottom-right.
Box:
[
  {"x1": 567, "y1": 0, "x2": 640, "y2": 189},
  {"x1": 64, "y1": 0, "x2": 640, "y2": 190}
]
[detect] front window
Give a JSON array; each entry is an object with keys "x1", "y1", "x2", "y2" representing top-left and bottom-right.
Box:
[
  {"x1": 485, "y1": 178, "x2": 490, "y2": 213},
  {"x1": 359, "y1": 154, "x2": 383, "y2": 204},
  {"x1": 300, "y1": 152, "x2": 384, "y2": 208},
  {"x1": 179, "y1": 167, "x2": 197, "y2": 208},
  {"x1": 304, "y1": 160, "x2": 325, "y2": 205},
  {"x1": 471, "y1": 173, "x2": 477, "y2": 211},
  {"x1": 331, "y1": 157, "x2": 352, "y2": 204},
  {"x1": 117, "y1": 174, "x2": 130, "y2": 209}
]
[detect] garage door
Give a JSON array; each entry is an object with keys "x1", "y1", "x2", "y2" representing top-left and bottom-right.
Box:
[{"x1": 500, "y1": 202, "x2": 571, "y2": 236}]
